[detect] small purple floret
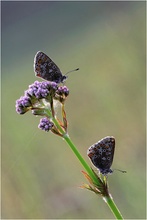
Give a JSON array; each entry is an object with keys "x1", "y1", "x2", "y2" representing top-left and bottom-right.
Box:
[
  {"x1": 57, "y1": 86, "x2": 69, "y2": 97},
  {"x1": 26, "y1": 81, "x2": 58, "y2": 99},
  {"x1": 16, "y1": 96, "x2": 31, "y2": 114},
  {"x1": 38, "y1": 117, "x2": 54, "y2": 132}
]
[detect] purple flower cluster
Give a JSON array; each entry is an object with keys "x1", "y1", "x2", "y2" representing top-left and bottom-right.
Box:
[
  {"x1": 26, "y1": 81, "x2": 58, "y2": 99},
  {"x1": 16, "y1": 80, "x2": 70, "y2": 133},
  {"x1": 57, "y1": 86, "x2": 69, "y2": 97},
  {"x1": 38, "y1": 117, "x2": 54, "y2": 132},
  {"x1": 15, "y1": 81, "x2": 58, "y2": 115},
  {"x1": 55, "y1": 86, "x2": 69, "y2": 103},
  {"x1": 16, "y1": 96, "x2": 32, "y2": 114}
]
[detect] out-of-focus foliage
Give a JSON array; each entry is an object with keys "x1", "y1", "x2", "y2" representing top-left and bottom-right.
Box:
[{"x1": 2, "y1": 2, "x2": 145, "y2": 219}]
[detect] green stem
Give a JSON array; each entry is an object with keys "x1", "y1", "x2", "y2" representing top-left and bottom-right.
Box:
[
  {"x1": 46, "y1": 108, "x2": 124, "y2": 219},
  {"x1": 63, "y1": 133, "x2": 124, "y2": 219},
  {"x1": 46, "y1": 108, "x2": 65, "y2": 134},
  {"x1": 104, "y1": 195, "x2": 124, "y2": 219},
  {"x1": 46, "y1": 108, "x2": 98, "y2": 183},
  {"x1": 63, "y1": 133, "x2": 98, "y2": 184}
]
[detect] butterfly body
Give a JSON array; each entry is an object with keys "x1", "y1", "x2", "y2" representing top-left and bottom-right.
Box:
[
  {"x1": 34, "y1": 51, "x2": 67, "y2": 83},
  {"x1": 87, "y1": 136, "x2": 115, "y2": 175}
]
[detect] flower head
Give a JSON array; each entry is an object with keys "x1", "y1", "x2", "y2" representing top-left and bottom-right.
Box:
[
  {"x1": 55, "y1": 86, "x2": 69, "y2": 103},
  {"x1": 38, "y1": 117, "x2": 54, "y2": 132},
  {"x1": 25, "y1": 81, "x2": 58, "y2": 100},
  {"x1": 15, "y1": 96, "x2": 32, "y2": 114},
  {"x1": 16, "y1": 80, "x2": 70, "y2": 135}
]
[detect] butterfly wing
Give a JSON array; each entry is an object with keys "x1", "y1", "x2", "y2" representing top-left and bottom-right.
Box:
[
  {"x1": 87, "y1": 136, "x2": 115, "y2": 174},
  {"x1": 34, "y1": 51, "x2": 64, "y2": 83}
]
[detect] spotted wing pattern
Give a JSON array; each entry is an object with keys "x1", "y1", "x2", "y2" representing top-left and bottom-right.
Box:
[
  {"x1": 87, "y1": 136, "x2": 115, "y2": 175},
  {"x1": 34, "y1": 51, "x2": 66, "y2": 83}
]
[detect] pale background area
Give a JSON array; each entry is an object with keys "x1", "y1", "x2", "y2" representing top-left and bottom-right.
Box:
[{"x1": 2, "y1": 1, "x2": 145, "y2": 219}]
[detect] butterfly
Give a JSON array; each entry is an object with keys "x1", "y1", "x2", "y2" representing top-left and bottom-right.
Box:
[
  {"x1": 87, "y1": 136, "x2": 115, "y2": 175},
  {"x1": 34, "y1": 51, "x2": 79, "y2": 83}
]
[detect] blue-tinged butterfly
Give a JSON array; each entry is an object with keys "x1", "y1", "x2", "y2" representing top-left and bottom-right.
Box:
[
  {"x1": 34, "y1": 51, "x2": 79, "y2": 83},
  {"x1": 87, "y1": 136, "x2": 115, "y2": 175}
]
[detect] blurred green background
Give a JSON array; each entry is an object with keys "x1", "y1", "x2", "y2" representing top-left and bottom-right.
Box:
[{"x1": 2, "y1": 1, "x2": 145, "y2": 219}]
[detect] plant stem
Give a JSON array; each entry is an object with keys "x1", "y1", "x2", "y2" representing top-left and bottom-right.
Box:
[
  {"x1": 46, "y1": 109, "x2": 124, "y2": 219},
  {"x1": 46, "y1": 109, "x2": 97, "y2": 183},
  {"x1": 63, "y1": 133, "x2": 98, "y2": 184},
  {"x1": 64, "y1": 133, "x2": 124, "y2": 220},
  {"x1": 104, "y1": 195, "x2": 124, "y2": 219}
]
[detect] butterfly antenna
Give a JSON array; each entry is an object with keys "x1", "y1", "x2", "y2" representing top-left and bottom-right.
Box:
[
  {"x1": 113, "y1": 169, "x2": 127, "y2": 173},
  {"x1": 65, "y1": 68, "x2": 79, "y2": 76}
]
